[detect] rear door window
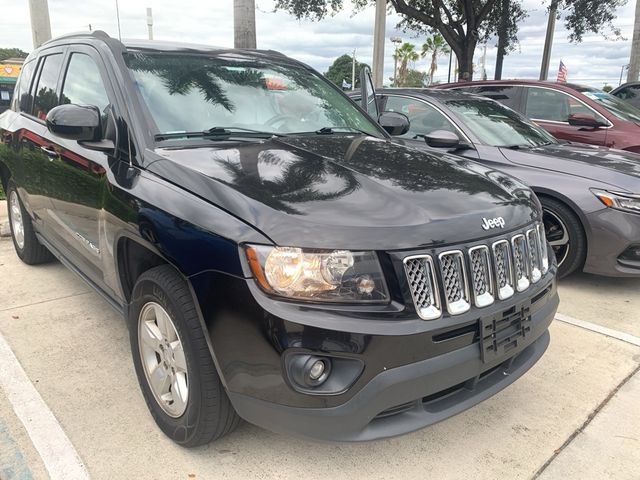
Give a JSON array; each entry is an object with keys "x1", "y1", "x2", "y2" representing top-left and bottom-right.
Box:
[
  {"x1": 32, "y1": 53, "x2": 64, "y2": 120},
  {"x1": 12, "y1": 60, "x2": 36, "y2": 112},
  {"x1": 524, "y1": 87, "x2": 607, "y2": 124},
  {"x1": 613, "y1": 85, "x2": 640, "y2": 109}
]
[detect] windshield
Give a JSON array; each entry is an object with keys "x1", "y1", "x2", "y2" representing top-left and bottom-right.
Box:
[
  {"x1": 445, "y1": 98, "x2": 557, "y2": 148},
  {"x1": 124, "y1": 52, "x2": 382, "y2": 138},
  {"x1": 577, "y1": 88, "x2": 640, "y2": 122}
]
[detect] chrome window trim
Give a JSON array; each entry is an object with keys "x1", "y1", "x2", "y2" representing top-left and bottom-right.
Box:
[
  {"x1": 438, "y1": 250, "x2": 471, "y2": 315},
  {"x1": 403, "y1": 254, "x2": 442, "y2": 321}
]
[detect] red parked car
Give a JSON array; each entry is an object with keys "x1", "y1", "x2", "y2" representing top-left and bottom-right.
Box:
[{"x1": 437, "y1": 80, "x2": 640, "y2": 153}]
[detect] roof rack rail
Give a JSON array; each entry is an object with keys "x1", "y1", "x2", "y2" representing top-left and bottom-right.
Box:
[{"x1": 41, "y1": 30, "x2": 111, "y2": 47}]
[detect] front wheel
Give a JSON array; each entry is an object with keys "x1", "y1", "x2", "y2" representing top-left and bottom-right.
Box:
[
  {"x1": 540, "y1": 197, "x2": 586, "y2": 278},
  {"x1": 6, "y1": 181, "x2": 53, "y2": 265},
  {"x1": 128, "y1": 265, "x2": 240, "y2": 447}
]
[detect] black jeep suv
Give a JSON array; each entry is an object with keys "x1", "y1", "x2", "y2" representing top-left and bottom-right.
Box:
[{"x1": 0, "y1": 32, "x2": 558, "y2": 446}]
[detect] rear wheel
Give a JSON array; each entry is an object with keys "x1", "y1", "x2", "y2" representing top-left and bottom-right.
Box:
[
  {"x1": 540, "y1": 197, "x2": 586, "y2": 278},
  {"x1": 6, "y1": 181, "x2": 53, "y2": 265},
  {"x1": 128, "y1": 265, "x2": 240, "y2": 447}
]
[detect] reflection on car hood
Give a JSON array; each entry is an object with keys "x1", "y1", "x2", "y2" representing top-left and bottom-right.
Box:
[
  {"x1": 500, "y1": 142, "x2": 640, "y2": 192},
  {"x1": 146, "y1": 136, "x2": 539, "y2": 250}
]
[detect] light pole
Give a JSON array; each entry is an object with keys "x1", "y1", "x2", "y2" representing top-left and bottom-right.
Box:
[
  {"x1": 351, "y1": 48, "x2": 357, "y2": 91},
  {"x1": 146, "y1": 8, "x2": 154, "y2": 40},
  {"x1": 391, "y1": 36, "x2": 402, "y2": 87}
]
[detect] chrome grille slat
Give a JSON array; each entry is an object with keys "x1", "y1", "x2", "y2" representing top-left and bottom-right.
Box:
[
  {"x1": 537, "y1": 223, "x2": 549, "y2": 274},
  {"x1": 526, "y1": 228, "x2": 542, "y2": 283},
  {"x1": 403, "y1": 222, "x2": 548, "y2": 320},
  {"x1": 511, "y1": 234, "x2": 530, "y2": 292},
  {"x1": 492, "y1": 240, "x2": 515, "y2": 300},
  {"x1": 403, "y1": 255, "x2": 441, "y2": 320},
  {"x1": 438, "y1": 251, "x2": 471, "y2": 315},
  {"x1": 469, "y1": 245, "x2": 495, "y2": 308}
]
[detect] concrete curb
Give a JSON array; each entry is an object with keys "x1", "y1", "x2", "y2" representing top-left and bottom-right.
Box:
[{"x1": 0, "y1": 222, "x2": 10, "y2": 238}]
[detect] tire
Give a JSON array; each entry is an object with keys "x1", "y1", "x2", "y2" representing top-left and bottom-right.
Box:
[
  {"x1": 540, "y1": 196, "x2": 586, "y2": 278},
  {"x1": 128, "y1": 265, "x2": 240, "y2": 447},
  {"x1": 6, "y1": 181, "x2": 54, "y2": 265}
]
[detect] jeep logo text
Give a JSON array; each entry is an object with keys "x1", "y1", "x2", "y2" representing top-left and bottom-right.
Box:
[{"x1": 481, "y1": 217, "x2": 506, "y2": 230}]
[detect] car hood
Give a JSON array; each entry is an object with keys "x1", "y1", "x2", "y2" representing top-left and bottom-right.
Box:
[
  {"x1": 146, "y1": 136, "x2": 539, "y2": 250},
  {"x1": 500, "y1": 142, "x2": 640, "y2": 192}
]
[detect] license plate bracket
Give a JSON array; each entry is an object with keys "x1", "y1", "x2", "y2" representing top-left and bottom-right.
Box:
[{"x1": 479, "y1": 302, "x2": 532, "y2": 363}]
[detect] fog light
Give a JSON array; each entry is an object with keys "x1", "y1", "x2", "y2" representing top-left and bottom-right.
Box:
[{"x1": 309, "y1": 360, "x2": 325, "y2": 380}]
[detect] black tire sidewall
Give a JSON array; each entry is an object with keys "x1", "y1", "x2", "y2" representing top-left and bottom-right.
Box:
[
  {"x1": 541, "y1": 198, "x2": 586, "y2": 278},
  {"x1": 128, "y1": 274, "x2": 207, "y2": 446}
]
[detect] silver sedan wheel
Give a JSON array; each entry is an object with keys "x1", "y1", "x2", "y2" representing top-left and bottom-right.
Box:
[
  {"x1": 138, "y1": 302, "x2": 189, "y2": 418},
  {"x1": 9, "y1": 190, "x2": 25, "y2": 250},
  {"x1": 543, "y1": 209, "x2": 570, "y2": 268}
]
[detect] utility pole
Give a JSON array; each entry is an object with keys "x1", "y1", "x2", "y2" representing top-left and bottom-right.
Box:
[
  {"x1": 480, "y1": 45, "x2": 487, "y2": 80},
  {"x1": 234, "y1": 0, "x2": 257, "y2": 49},
  {"x1": 371, "y1": 0, "x2": 386, "y2": 88},
  {"x1": 628, "y1": 0, "x2": 640, "y2": 82},
  {"x1": 539, "y1": 0, "x2": 558, "y2": 81},
  {"x1": 146, "y1": 8, "x2": 154, "y2": 40},
  {"x1": 28, "y1": 0, "x2": 52, "y2": 48}
]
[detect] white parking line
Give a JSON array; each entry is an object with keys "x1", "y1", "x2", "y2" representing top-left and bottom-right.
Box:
[
  {"x1": 555, "y1": 313, "x2": 640, "y2": 347},
  {"x1": 0, "y1": 332, "x2": 90, "y2": 480}
]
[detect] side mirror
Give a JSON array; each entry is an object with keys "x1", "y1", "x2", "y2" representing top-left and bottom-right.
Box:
[
  {"x1": 378, "y1": 111, "x2": 410, "y2": 136},
  {"x1": 568, "y1": 113, "x2": 605, "y2": 128},
  {"x1": 46, "y1": 104, "x2": 102, "y2": 141},
  {"x1": 425, "y1": 130, "x2": 461, "y2": 148}
]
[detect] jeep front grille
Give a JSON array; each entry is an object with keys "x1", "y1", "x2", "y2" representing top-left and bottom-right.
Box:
[{"x1": 403, "y1": 222, "x2": 549, "y2": 320}]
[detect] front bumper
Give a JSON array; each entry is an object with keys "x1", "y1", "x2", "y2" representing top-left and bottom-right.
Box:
[
  {"x1": 583, "y1": 208, "x2": 640, "y2": 277},
  {"x1": 226, "y1": 280, "x2": 558, "y2": 441}
]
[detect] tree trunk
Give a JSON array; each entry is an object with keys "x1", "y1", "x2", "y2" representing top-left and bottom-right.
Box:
[
  {"x1": 430, "y1": 51, "x2": 437, "y2": 84},
  {"x1": 456, "y1": 41, "x2": 476, "y2": 81},
  {"x1": 234, "y1": 0, "x2": 256, "y2": 49}
]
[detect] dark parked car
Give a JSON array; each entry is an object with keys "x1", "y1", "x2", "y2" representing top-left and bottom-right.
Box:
[
  {"x1": 611, "y1": 81, "x2": 640, "y2": 109},
  {"x1": 351, "y1": 88, "x2": 640, "y2": 278},
  {"x1": 0, "y1": 32, "x2": 557, "y2": 446},
  {"x1": 437, "y1": 80, "x2": 640, "y2": 153}
]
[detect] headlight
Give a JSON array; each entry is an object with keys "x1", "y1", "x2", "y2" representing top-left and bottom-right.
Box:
[
  {"x1": 592, "y1": 189, "x2": 640, "y2": 214},
  {"x1": 245, "y1": 245, "x2": 390, "y2": 303}
]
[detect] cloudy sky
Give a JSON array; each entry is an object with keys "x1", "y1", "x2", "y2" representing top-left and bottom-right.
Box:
[{"x1": 1, "y1": 0, "x2": 636, "y2": 88}]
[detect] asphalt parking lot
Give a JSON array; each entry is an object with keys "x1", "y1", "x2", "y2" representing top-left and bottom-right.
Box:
[{"x1": 0, "y1": 202, "x2": 639, "y2": 480}]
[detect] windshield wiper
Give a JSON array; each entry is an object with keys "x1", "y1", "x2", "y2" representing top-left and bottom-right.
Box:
[
  {"x1": 500, "y1": 144, "x2": 532, "y2": 150},
  {"x1": 155, "y1": 127, "x2": 283, "y2": 141},
  {"x1": 287, "y1": 126, "x2": 370, "y2": 136}
]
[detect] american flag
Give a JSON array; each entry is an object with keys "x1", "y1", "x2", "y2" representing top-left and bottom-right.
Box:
[{"x1": 557, "y1": 60, "x2": 568, "y2": 83}]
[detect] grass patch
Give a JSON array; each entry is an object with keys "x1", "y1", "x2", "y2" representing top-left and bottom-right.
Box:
[{"x1": 0, "y1": 183, "x2": 4, "y2": 201}]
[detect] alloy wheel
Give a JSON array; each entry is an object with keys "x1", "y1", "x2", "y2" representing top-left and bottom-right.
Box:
[
  {"x1": 138, "y1": 302, "x2": 189, "y2": 418},
  {"x1": 543, "y1": 209, "x2": 570, "y2": 268},
  {"x1": 9, "y1": 190, "x2": 25, "y2": 250}
]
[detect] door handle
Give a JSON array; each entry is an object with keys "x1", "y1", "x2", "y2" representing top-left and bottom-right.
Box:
[{"x1": 40, "y1": 146, "x2": 58, "y2": 159}]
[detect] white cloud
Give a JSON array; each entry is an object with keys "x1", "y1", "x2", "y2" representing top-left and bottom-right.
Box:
[{"x1": 0, "y1": 0, "x2": 635, "y2": 88}]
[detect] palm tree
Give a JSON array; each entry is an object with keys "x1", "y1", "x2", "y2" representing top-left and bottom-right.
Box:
[
  {"x1": 421, "y1": 34, "x2": 451, "y2": 86},
  {"x1": 393, "y1": 43, "x2": 420, "y2": 87}
]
